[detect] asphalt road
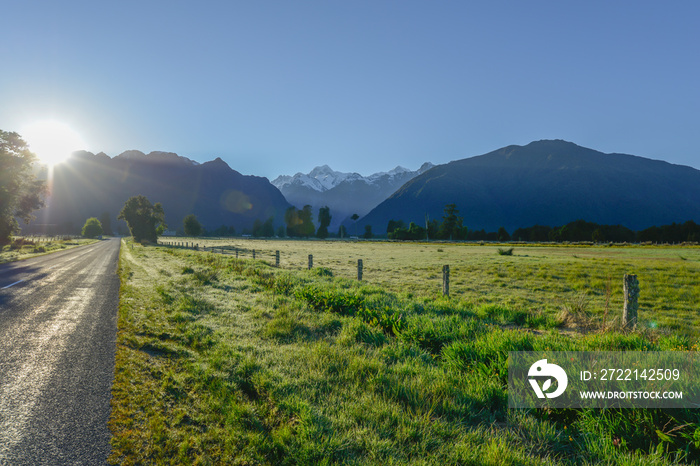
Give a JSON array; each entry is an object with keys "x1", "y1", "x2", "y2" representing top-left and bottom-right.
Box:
[{"x1": 0, "y1": 238, "x2": 120, "y2": 465}]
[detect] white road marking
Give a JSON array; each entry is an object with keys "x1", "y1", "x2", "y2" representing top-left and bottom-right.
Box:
[{"x1": 1, "y1": 280, "x2": 24, "y2": 289}]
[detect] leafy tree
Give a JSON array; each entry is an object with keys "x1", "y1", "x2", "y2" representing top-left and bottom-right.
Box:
[
  {"x1": 427, "y1": 219, "x2": 439, "y2": 240},
  {"x1": 211, "y1": 224, "x2": 234, "y2": 237},
  {"x1": 362, "y1": 224, "x2": 373, "y2": 239},
  {"x1": 388, "y1": 222, "x2": 421, "y2": 240},
  {"x1": 286, "y1": 206, "x2": 315, "y2": 237},
  {"x1": 263, "y1": 217, "x2": 275, "y2": 237},
  {"x1": 468, "y1": 229, "x2": 487, "y2": 241},
  {"x1": 81, "y1": 217, "x2": 103, "y2": 238},
  {"x1": 0, "y1": 130, "x2": 47, "y2": 244},
  {"x1": 277, "y1": 225, "x2": 286, "y2": 238},
  {"x1": 351, "y1": 213, "x2": 359, "y2": 236},
  {"x1": 299, "y1": 205, "x2": 315, "y2": 237},
  {"x1": 386, "y1": 219, "x2": 406, "y2": 236},
  {"x1": 118, "y1": 195, "x2": 166, "y2": 243},
  {"x1": 183, "y1": 214, "x2": 203, "y2": 237},
  {"x1": 338, "y1": 224, "x2": 347, "y2": 238},
  {"x1": 252, "y1": 219, "x2": 263, "y2": 237},
  {"x1": 512, "y1": 225, "x2": 552, "y2": 242},
  {"x1": 497, "y1": 226, "x2": 511, "y2": 242},
  {"x1": 316, "y1": 206, "x2": 331, "y2": 239},
  {"x1": 253, "y1": 217, "x2": 275, "y2": 237},
  {"x1": 285, "y1": 207, "x2": 301, "y2": 237},
  {"x1": 438, "y1": 204, "x2": 466, "y2": 240}
]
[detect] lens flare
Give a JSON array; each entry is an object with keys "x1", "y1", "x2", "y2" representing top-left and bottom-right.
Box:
[{"x1": 21, "y1": 120, "x2": 86, "y2": 166}]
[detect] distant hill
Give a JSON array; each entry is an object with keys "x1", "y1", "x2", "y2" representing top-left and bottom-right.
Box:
[
  {"x1": 29, "y1": 150, "x2": 290, "y2": 235},
  {"x1": 358, "y1": 140, "x2": 700, "y2": 234},
  {"x1": 272, "y1": 163, "x2": 434, "y2": 230}
]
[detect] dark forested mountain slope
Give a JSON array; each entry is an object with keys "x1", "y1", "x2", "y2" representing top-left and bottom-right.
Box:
[
  {"x1": 358, "y1": 140, "x2": 700, "y2": 233},
  {"x1": 30, "y1": 150, "x2": 290, "y2": 234}
]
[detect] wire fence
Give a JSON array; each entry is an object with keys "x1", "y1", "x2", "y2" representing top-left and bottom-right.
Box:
[
  {"x1": 158, "y1": 239, "x2": 367, "y2": 281},
  {"x1": 157, "y1": 238, "x2": 641, "y2": 324}
]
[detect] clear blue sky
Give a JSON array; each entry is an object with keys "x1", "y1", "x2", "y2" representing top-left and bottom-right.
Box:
[{"x1": 2, "y1": 1, "x2": 698, "y2": 179}]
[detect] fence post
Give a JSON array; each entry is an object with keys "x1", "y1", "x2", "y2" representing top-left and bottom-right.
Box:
[
  {"x1": 442, "y1": 265, "x2": 450, "y2": 297},
  {"x1": 308, "y1": 254, "x2": 313, "y2": 270},
  {"x1": 623, "y1": 274, "x2": 639, "y2": 329},
  {"x1": 235, "y1": 248, "x2": 239, "y2": 259},
  {"x1": 253, "y1": 249, "x2": 256, "y2": 260},
  {"x1": 276, "y1": 250, "x2": 280, "y2": 267},
  {"x1": 357, "y1": 259, "x2": 363, "y2": 281}
]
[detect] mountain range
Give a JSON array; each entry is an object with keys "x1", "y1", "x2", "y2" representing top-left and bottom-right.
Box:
[
  {"x1": 271, "y1": 163, "x2": 434, "y2": 230},
  {"x1": 357, "y1": 140, "x2": 700, "y2": 234},
  {"x1": 29, "y1": 150, "x2": 290, "y2": 235},
  {"x1": 24, "y1": 140, "x2": 700, "y2": 238}
]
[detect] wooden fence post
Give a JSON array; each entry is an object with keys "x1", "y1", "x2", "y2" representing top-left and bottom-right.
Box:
[
  {"x1": 442, "y1": 265, "x2": 450, "y2": 297},
  {"x1": 276, "y1": 250, "x2": 280, "y2": 267},
  {"x1": 308, "y1": 254, "x2": 313, "y2": 270},
  {"x1": 623, "y1": 274, "x2": 639, "y2": 329},
  {"x1": 235, "y1": 248, "x2": 239, "y2": 259},
  {"x1": 253, "y1": 249, "x2": 256, "y2": 260},
  {"x1": 357, "y1": 259, "x2": 363, "y2": 281}
]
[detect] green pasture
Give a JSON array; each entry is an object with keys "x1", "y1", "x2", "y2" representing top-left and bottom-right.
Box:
[
  {"x1": 162, "y1": 238, "x2": 700, "y2": 333},
  {"x1": 110, "y1": 239, "x2": 700, "y2": 464}
]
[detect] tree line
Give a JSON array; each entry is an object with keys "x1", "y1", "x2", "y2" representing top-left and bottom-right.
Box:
[
  {"x1": 513, "y1": 219, "x2": 700, "y2": 244},
  {"x1": 387, "y1": 204, "x2": 512, "y2": 241},
  {"x1": 385, "y1": 204, "x2": 700, "y2": 244}
]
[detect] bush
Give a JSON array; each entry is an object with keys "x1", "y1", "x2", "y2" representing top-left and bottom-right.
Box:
[{"x1": 82, "y1": 217, "x2": 103, "y2": 238}]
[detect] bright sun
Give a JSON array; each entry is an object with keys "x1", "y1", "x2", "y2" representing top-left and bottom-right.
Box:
[{"x1": 21, "y1": 120, "x2": 86, "y2": 166}]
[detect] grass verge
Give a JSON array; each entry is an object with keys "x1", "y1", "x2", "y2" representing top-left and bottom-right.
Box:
[{"x1": 0, "y1": 236, "x2": 99, "y2": 264}]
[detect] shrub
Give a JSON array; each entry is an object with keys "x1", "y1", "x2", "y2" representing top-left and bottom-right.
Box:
[
  {"x1": 497, "y1": 247, "x2": 514, "y2": 256},
  {"x1": 81, "y1": 217, "x2": 103, "y2": 238}
]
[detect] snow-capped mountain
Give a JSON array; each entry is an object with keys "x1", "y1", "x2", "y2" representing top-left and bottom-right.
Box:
[
  {"x1": 272, "y1": 165, "x2": 362, "y2": 192},
  {"x1": 272, "y1": 162, "x2": 434, "y2": 230}
]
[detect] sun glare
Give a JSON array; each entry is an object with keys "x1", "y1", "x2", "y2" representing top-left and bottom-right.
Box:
[{"x1": 21, "y1": 120, "x2": 86, "y2": 166}]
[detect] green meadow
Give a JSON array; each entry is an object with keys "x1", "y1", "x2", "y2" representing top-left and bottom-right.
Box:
[
  {"x1": 110, "y1": 239, "x2": 700, "y2": 465},
  {"x1": 161, "y1": 238, "x2": 700, "y2": 332}
]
